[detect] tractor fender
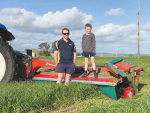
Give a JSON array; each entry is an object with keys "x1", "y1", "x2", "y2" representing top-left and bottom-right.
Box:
[{"x1": 0, "y1": 24, "x2": 15, "y2": 41}]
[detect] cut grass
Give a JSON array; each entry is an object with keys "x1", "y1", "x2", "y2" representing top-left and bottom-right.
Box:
[{"x1": 0, "y1": 56, "x2": 150, "y2": 113}]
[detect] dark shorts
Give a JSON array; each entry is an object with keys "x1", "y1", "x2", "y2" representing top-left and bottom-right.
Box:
[
  {"x1": 55, "y1": 63, "x2": 75, "y2": 74},
  {"x1": 82, "y1": 50, "x2": 96, "y2": 57}
]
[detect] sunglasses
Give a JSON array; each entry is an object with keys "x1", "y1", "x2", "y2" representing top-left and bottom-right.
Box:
[{"x1": 63, "y1": 33, "x2": 69, "y2": 35}]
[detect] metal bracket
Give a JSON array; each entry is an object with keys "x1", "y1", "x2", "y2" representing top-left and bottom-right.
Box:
[{"x1": 0, "y1": 36, "x2": 3, "y2": 42}]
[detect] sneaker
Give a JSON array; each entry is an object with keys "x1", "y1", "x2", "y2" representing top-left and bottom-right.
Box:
[
  {"x1": 81, "y1": 72, "x2": 88, "y2": 78},
  {"x1": 94, "y1": 72, "x2": 98, "y2": 78}
]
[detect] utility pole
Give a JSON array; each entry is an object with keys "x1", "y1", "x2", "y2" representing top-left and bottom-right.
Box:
[
  {"x1": 137, "y1": 11, "x2": 140, "y2": 58},
  {"x1": 137, "y1": 0, "x2": 140, "y2": 58}
]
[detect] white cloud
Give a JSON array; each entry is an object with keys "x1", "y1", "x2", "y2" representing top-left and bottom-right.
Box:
[
  {"x1": 10, "y1": 23, "x2": 150, "y2": 54},
  {"x1": 2, "y1": 7, "x2": 150, "y2": 54},
  {"x1": 0, "y1": 7, "x2": 93, "y2": 34},
  {"x1": 11, "y1": 31, "x2": 61, "y2": 50},
  {"x1": 92, "y1": 23, "x2": 150, "y2": 54},
  {"x1": 93, "y1": 23, "x2": 136, "y2": 37},
  {"x1": 142, "y1": 22, "x2": 150, "y2": 30},
  {"x1": 105, "y1": 8, "x2": 125, "y2": 16},
  {"x1": 11, "y1": 30, "x2": 83, "y2": 52}
]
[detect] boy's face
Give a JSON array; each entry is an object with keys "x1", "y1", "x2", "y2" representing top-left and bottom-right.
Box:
[{"x1": 85, "y1": 27, "x2": 91, "y2": 34}]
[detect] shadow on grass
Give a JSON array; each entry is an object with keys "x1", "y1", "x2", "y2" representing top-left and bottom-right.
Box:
[
  {"x1": 88, "y1": 71, "x2": 93, "y2": 75},
  {"x1": 138, "y1": 83, "x2": 147, "y2": 92},
  {"x1": 108, "y1": 71, "x2": 120, "y2": 79},
  {"x1": 12, "y1": 75, "x2": 33, "y2": 82},
  {"x1": 97, "y1": 68, "x2": 101, "y2": 75},
  {"x1": 87, "y1": 68, "x2": 102, "y2": 75}
]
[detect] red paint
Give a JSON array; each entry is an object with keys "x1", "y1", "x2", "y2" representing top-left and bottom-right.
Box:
[
  {"x1": 123, "y1": 87, "x2": 134, "y2": 98},
  {"x1": 34, "y1": 71, "x2": 119, "y2": 83},
  {"x1": 25, "y1": 58, "x2": 56, "y2": 78},
  {"x1": 114, "y1": 60, "x2": 133, "y2": 70},
  {"x1": 105, "y1": 64, "x2": 121, "y2": 78},
  {"x1": 23, "y1": 58, "x2": 144, "y2": 88},
  {"x1": 87, "y1": 66, "x2": 108, "y2": 72},
  {"x1": 25, "y1": 58, "x2": 109, "y2": 79},
  {"x1": 129, "y1": 67, "x2": 145, "y2": 84},
  {"x1": 76, "y1": 65, "x2": 108, "y2": 72}
]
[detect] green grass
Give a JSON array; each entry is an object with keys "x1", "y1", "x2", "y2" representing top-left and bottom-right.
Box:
[
  {"x1": 0, "y1": 82, "x2": 101, "y2": 113},
  {"x1": 0, "y1": 56, "x2": 150, "y2": 113}
]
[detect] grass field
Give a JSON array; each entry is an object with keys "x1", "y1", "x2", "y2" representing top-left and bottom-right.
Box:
[{"x1": 0, "y1": 57, "x2": 150, "y2": 113}]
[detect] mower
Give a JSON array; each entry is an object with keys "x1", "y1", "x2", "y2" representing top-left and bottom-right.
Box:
[{"x1": 0, "y1": 24, "x2": 145, "y2": 100}]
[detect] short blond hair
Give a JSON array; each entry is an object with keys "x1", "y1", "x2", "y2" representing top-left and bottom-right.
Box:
[
  {"x1": 62, "y1": 28, "x2": 70, "y2": 34},
  {"x1": 85, "y1": 23, "x2": 92, "y2": 29}
]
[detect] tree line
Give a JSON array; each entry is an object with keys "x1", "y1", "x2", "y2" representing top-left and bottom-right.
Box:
[
  {"x1": 32, "y1": 41, "x2": 57, "y2": 57},
  {"x1": 23, "y1": 41, "x2": 81, "y2": 57}
]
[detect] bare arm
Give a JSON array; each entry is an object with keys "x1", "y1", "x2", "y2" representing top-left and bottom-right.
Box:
[
  {"x1": 54, "y1": 51, "x2": 58, "y2": 65},
  {"x1": 73, "y1": 52, "x2": 76, "y2": 65}
]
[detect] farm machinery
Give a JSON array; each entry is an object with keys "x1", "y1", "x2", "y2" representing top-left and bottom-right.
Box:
[{"x1": 0, "y1": 24, "x2": 145, "y2": 100}]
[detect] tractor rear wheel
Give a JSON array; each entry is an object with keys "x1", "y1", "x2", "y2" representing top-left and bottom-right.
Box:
[{"x1": 0, "y1": 41, "x2": 15, "y2": 83}]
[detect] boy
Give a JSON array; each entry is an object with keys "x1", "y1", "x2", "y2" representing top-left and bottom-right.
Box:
[{"x1": 81, "y1": 23, "x2": 98, "y2": 78}]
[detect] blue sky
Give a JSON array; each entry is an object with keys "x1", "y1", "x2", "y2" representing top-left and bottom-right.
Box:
[
  {"x1": 0, "y1": 0, "x2": 142, "y2": 25},
  {"x1": 0, "y1": 0, "x2": 150, "y2": 54},
  {"x1": 0, "y1": 0, "x2": 144, "y2": 24}
]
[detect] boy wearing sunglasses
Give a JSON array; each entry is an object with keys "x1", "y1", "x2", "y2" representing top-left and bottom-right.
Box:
[
  {"x1": 81, "y1": 23, "x2": 98, "y2": 78},
  {"x1": 54, "y1": 28, "x2": 76, "y2": 85}
]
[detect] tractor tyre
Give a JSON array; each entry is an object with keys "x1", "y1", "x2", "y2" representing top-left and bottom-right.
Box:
[{"x1": 0, "y1": 41, "x2": 15, "y2": 83}]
